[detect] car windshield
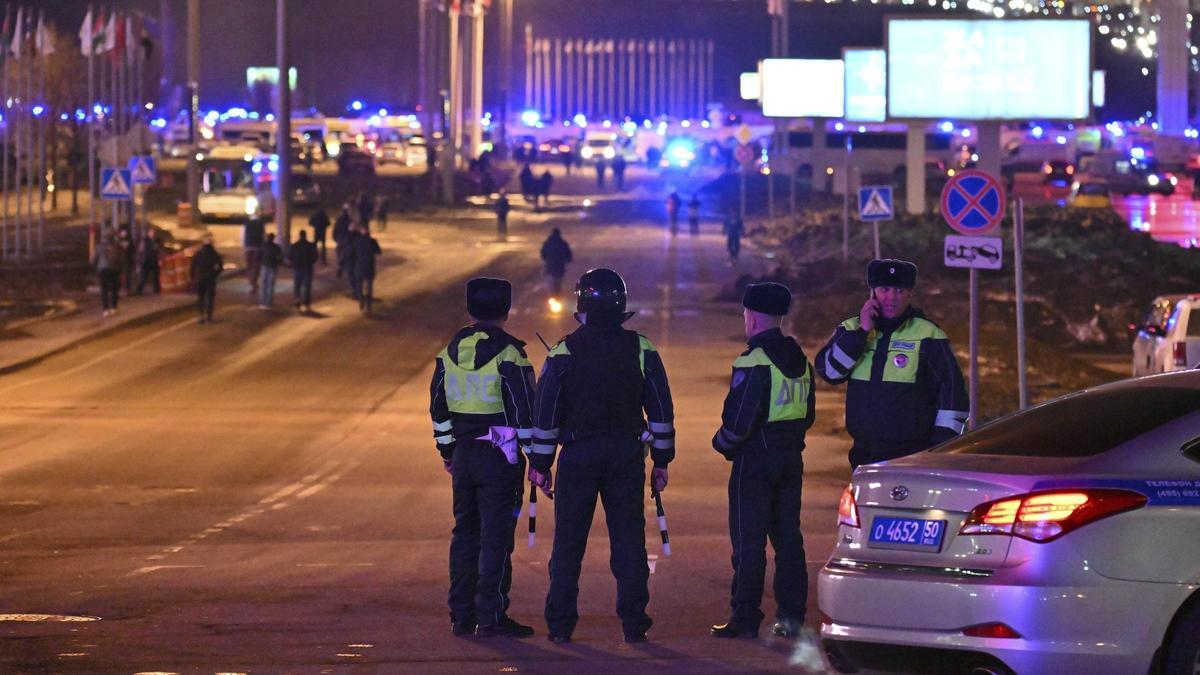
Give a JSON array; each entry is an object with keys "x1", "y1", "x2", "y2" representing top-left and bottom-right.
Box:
[
  {"x1": 932, "y1": 387, "x2": 1200, "y2": 457},
  {"x1": 1079, "y1": 183, "x2": 1109, "y2": 196}
]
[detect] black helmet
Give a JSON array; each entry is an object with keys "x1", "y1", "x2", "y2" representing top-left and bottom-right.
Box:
[{"x1": 575, "y1": 267, "x2": 627, "y2": 315}]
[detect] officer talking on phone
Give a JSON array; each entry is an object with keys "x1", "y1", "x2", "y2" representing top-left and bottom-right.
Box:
[{"x1": 815, "y1": 259, "x2": 969, "y2": 469}]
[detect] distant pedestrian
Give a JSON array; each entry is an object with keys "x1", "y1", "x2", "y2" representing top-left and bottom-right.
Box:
[
  {"x1": 243, "y1": 214, "x2": 266, "y2": 296},
  {"x1": 724, "y1": 213, "x2": 744, "y2": 265},
  {"x1": 538, "y1": 170, "x2": 554, "y2": 211},
  {"x1": 539, "y1": 228, "x2": 573, "y2": 297},
  {"x1": 258, "y1": 232, "x2": 283, "y2": 309},
  {"x1": 519, "y1": 164, "x2": 536, "y2": 204},
  {"x1": 666, "y1": 191, "x2": 682, "y2": 237},
  {"x1": 561, "y1": 147, "x2": 574, "y2": 175},
  {"x1": 595, "y1": 158, "x2": 608, "y2": 189},
  {"x1": 350, "y1": 225, "x2": 382, "y2": 314},
  {"x1": 334, "y1": 203, "x2": 353, "y2": 280},
  {"x1": 93, "y1": 234, "x2": 121, "y2": 317},
  {"x1": 117, "y1": 226, "x2": 135, "y2": 294},
  {"x1": 191, "y1": 234, "x2": 224, "y2": 324},
  {"x1": 688, "y1": 195, "x2": 701, "y2": 236},
  {"x1": 136, "y1": 229, "x2": 161, "y2": 295},
  {"x1": 309, "y1": 207, "x2": 330, "y2": 264},
  {"x1": 358, "y1": 191, "x2": 374, "y2": 225},
  {"x1": 495, "y1": 190, "x2": 511, "y2": 241},
  {"x1": 376, "y1": 194, "x2": 390, "y2": 232},
  {"x1": 289, "y1": 230, "x2": 318, "y2": 312},
  {"x1": 612, "y1": 153, "x2": 627, "y2": 191}
]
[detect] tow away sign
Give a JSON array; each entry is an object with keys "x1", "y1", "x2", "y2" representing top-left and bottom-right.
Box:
[{"x1": 944, "y1": 234, "x2": 1003, "y2": 270}]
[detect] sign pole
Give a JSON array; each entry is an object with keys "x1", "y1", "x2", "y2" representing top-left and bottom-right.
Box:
[
  {"x1": 969, "y1": 267, "x2": 979, "y2": 430},
  {"x1": 1014, "y1": 197, "x2": 1028, "y2": 410},
  {"x1": 841, "y1": 134, "x2": 850, "y2": 262},
  {"x1": 739, "y1": 162, "x2": 746, "y2": 222}
]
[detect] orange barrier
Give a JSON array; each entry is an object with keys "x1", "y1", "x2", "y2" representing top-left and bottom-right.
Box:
[{"x1": 160, "y1": 245, "x2": 200, "y2": 293}]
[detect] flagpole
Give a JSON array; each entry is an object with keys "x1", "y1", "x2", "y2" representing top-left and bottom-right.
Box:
[
  {"x1": 16, "y1": 7, "x2": 24, "y2": 258},
  {"x1": 2, "y1": 5, "x2": 9, "y2": 262},
  {"x1": 110, "y1": 22, "x2": 117, "y2": 237},
  {"x1": 87, "y1": 5, "x2": 95, "y2": 253}
]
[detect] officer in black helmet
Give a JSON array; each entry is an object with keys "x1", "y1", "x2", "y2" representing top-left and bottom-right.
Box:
[
  {"x1": 710, "y1": 282, "x2": 814, "y2": 640},
  {"x1": 529, "y1": 268, "x2": 676, "y2": 644},
  {"x1": 430, "y1": 278, "x2": 538, "y2": 639}
]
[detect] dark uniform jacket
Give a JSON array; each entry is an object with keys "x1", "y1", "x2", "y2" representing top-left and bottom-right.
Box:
[
  {"x1": 190, "y1": 244, "x2": 224, "y2": 282},
  {"x1": 712, "y1": 328, "x2": 815, "y2": 458},
  {"x1": 530, "y1": 322, "x2": 675, "y2": 473},
  {"x1": 816, "y1": 307, "x2": 968, "y2": 454},
  {"x1": 350, "y1": 235, "x2": 382, "y2": 278},
  {"x1": 429, "y1": 324, "x2": 537, "y2": 461}
]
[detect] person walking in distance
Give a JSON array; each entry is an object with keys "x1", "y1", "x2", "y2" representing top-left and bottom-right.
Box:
[
  {"x1": 666, "y1": 191, "x2": 682, "y2": 237},
  {"x1": 538, "y1": 169, "x2": 554, "y2": 211},
  {"x1": 289, "y1": 230, "x2": 318, "y2": 313},
  {"x1": 724, "y1": 213, "x2": 744, "y2": 266},
  {"x1": 258, "y1": 232, "x2": 283, "y2": 309},
  {"x1": 117, "y1": 225, "x2": 135, "y2": 294},
  {"x1": 375, "y1": 194, "x2": 390, "y2": 232},
  {"x1": 136, "y1": 229, "x2": 161, "y2": 295},
  {"x1": 530, "y1": 268, "x2": 676, "y2": 644},
  {"x1": 309, "y1": 206, "x2": 330, "y2": 264},
  {"x1": 357, "y1": 191, "x2": 374, "y2": 227},
  {"x1": 191, "y1": 234, "x2": 224, "y2": 324},
  {"x1": 710, "y1": 283, "x2": 814, "y2": 640},
  {"x1": 430, "y1": 278, "x2": 539, "y2": 639},
  {"x1": 594, "y1": 157, "x2": 608, "y2": 190},
  {"x1": 612, "y1": 152, "x2": 627, "y2": 191},
  {"x1": 495, "y1": 189, "x2": 511, "y2": 242},
  {"x1": 687, "y1": 194, "x2": 701, "y2": 236},
  {"x1": 93, "y1": 234, "x2": 122, "y2": 317},
  {"x1": 333, "y1": 202, "x2": 353, "y2": 280},
  {"x1": 242, "y1": 214, "x2": 266, "y2": 297},
  {"x1": 350, "y1": 225, "x2": 381, "y2": 314},
  {"x1": 539, "y1": 228, "x2": 573, "y2": 297}
]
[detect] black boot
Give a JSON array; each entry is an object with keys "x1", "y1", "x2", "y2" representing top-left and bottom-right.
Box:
[
  {"x1": 711, "y1": 621, "x2": 758, "y2": 639},
  {"x1": 476, "y1": 616, "x2": 534, "y2": 638}
]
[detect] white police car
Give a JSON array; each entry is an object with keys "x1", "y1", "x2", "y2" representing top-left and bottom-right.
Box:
[{"x1": 819, "y1": 371, "x2": 1200, "y2": 675}]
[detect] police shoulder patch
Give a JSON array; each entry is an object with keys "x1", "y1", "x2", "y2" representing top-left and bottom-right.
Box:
[{"x1": 731, "y1": 370, "x2": 747, "y2": 389}]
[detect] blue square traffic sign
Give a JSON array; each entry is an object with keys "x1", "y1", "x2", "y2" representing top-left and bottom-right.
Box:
[
  {"x1": 100, "y1": 168, "x2": 133, "y2": 201},
  {"x1": 858, "y1": 186, "x2": 894, "y2": 222}
]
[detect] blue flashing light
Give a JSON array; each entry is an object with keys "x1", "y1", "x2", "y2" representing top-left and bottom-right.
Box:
[
  {"x1": 520, "y1": 109, "x2": 541, "y2": 126},
  {"x1": 226, "y1": 107, "x2": 248, "y2": 118},
  {"x1": 367, "y1": 115, "x2": 382, "y2": 127},
  {"x1": 267, "y1": 159, "x2": 279, "y2": 173},
  {"x1": 961, "y1": 128, "x2": 971, "y2": 138},
  {"x1": 834, "y1": 122, "x2": 844, "y2": 131},
  {"x1": 248, "y1": 112, "x2": 260, "y2": 120},
  {"x1": 59, "y1": 113, "x2": 69, "y2": 121},
  {"x1": 602, "y1": 120, "x2": 612, "y2": 128},
  {"x1": 1055, "y1": 135, "x2": 1067, "y2": 145},
  {"x1": 265, "y1": 113, "x2": 275, "y2": 122},
  {"x1": 75, "y1": 108, "x2": 86, "y2": 121},
  {"x1": 151, "y1": 118, "x2": 167, "y2": 128},
  {"x1": 681, "y1": 120, "x2": 691, "y2": 128},
  {"x1": 643, "y1": 119, "x2": 652, "y2": 129},
  {"x1": 251, "y1": 161, "x2": 264, "y2": 173},
  {"x1": 939, "y1": 121, "x2": 954, "y2": 133},
  {"x1": 351, "y1": 100, "x2": 364, "y2": 112},
  {"x1": 1031, "y1": 125, "x2": 1044, "y2": 139},
  {"x1": 1130, "y1": 146, "x2": 1146, "y2": 160},
  {"x1": 701, "y1": 120, "x2": 711, "y2": 129},
  {"x1": 563, "y1": 120, "x2": 571, "y2": 127},
  {"x1": 573, "y1": 113, "x2": 588, "y2": 127},
  {"x1": 32, "y1": 105, "x2": 44, "y2": 117},
  {"x1": 379, "y1": 108, "x2": 388, "y2": 116}
]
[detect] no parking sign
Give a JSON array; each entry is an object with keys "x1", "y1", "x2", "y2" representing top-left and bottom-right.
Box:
[{"x1": 940, "y1": 169, "x2": 1006, "y2": 235}]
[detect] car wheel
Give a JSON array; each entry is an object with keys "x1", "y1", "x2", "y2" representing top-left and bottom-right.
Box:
[{"x1": 1162, "y1": 600, "x2": 1200, "y2": 674}]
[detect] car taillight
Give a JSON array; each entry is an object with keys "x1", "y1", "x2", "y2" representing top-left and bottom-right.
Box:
[
  {"x1": 838, "y1": 485, "x2": 859, "y2": 529},
  {"x1": 1174, "y1": 341, "x2": 1188, "y2": 367},
  {"x1": 959, "y1": 489, "x2": 1146, "y2": 542},
  {"x1": 962, "y1": 622, "x2": 1021, "y2": 639}
]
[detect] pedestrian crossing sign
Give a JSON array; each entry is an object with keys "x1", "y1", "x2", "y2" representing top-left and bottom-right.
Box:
[
  {"x1": 858, "y1": 186, "x2": 894, "y2": 222},
  {"x1": 128, "y1": 155, "x2": 157, "y2": 185},
  {"x1": 100, "y1": 168, "x2": 133, "y2": 201}
]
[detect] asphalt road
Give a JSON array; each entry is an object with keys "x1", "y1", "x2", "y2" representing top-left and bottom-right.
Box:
[{"x1": 0, "y1": 187, "x2": 855, "y2": 673}]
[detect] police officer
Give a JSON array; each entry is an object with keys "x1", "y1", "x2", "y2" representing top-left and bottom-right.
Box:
[
  {"x1": 529, "y1": 268, "x2": 675, "y2": 644},
  {"x1": 710, "y1": 283, "x2": 814, "y2": 640},
  {"x1": 815, "y1": 259, "x2": 969, "y2": 468},
  {"x1": 429, "y1": 278, "x2": 537, "y2": 639}
]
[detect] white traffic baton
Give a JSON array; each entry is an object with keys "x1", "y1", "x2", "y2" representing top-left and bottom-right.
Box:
[
  {"x1": 652, "y1": 487, "x2": 671, "y2": 556},
  {"x1": 527, "y1": 482, "x2": 537, "y2": 548}
]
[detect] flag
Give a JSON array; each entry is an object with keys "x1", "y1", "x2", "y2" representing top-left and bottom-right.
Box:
[
  {"x1": 36, "y1": 12, "x2": 53, "y2": 56},
  {"x1": 100, "y1": 11, "x2": 116, "y2": 54},
  {"x1": 139, "y1": 15, "x2": 155, "y2": 61},
  {"x1": 1, "y1": 7, "x2": 12, "y2": 61},
  {"x1": 78, "y1": 7, "x2": 93, "y2": 55},
  {"x1": 125, "y1": 14, "x2": 135, "y2": 64},
  {"x1": 9, "y1": 6, "x2": 22, "y2": 58},
  {"x1": 767, "y1": 0, "x2": 785, "y2": 16},
  {"x1": 108, "y1": 11, "x2": 126, "y2": 63},
  {"x1": 92, "y1": 8, "x2": 108, "y2": 55}
]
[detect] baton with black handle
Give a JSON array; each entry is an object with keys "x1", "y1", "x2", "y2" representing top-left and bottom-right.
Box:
[{"x1": 652, "y1": 487, "x2": 671, "y2": 556}]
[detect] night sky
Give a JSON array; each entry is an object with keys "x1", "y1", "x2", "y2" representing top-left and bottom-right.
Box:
[{"x1": 39, "y1": 0, "x2": 1156, "y2": 121}]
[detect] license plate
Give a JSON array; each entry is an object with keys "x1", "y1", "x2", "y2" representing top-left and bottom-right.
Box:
[{"x1": 867, "y1": 516, "x2": 946, "y2": 552}]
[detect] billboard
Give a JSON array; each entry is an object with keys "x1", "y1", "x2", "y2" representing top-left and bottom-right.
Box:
[
  {"x1": 760, "y1": 59, "x2": 844, "y2": 118},
  {"x1": 844, "y1": 48, "x2": 886, "y2": 123},
  {"x1": 246, "y1": 67, "x2": 299, "y2": 91},
  {"x1": 740, "y1": 72, "x2": 761, "y2": 101},
  {"x1": 886, "y1": 19, "x2": 1091, "y2": 120}
]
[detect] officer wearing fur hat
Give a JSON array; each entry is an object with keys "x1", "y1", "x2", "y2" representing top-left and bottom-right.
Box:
[
  {"x1": 530, "y1": 267, "x2": 675, "y2": 644},
  {"x1": 816, "y1": 259, "x2": 968, "y2": 469},
  {"x1": 429, "y1": 278, "x2": 537, "y2": 639},
  {"x1": 710, "y1": 282, "x2": 815, "y2": 640}
]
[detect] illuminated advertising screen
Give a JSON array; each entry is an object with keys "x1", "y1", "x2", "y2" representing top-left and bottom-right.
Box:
[
  {"x1": 760, "y1": 59, "x2": 844, "y2": 118},
  {"x1": 887, "y1": 19, "x2": 1091, "y2": 120},
  {"x1": 844, "y1": 48, "x2": 886, "y2": 123},
  {"x1": 740, "y1": 72, "x2": 761, "y2": 101},
  {"x1": 246, "y1": 67, "x2": 299, "y2": 91}
]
